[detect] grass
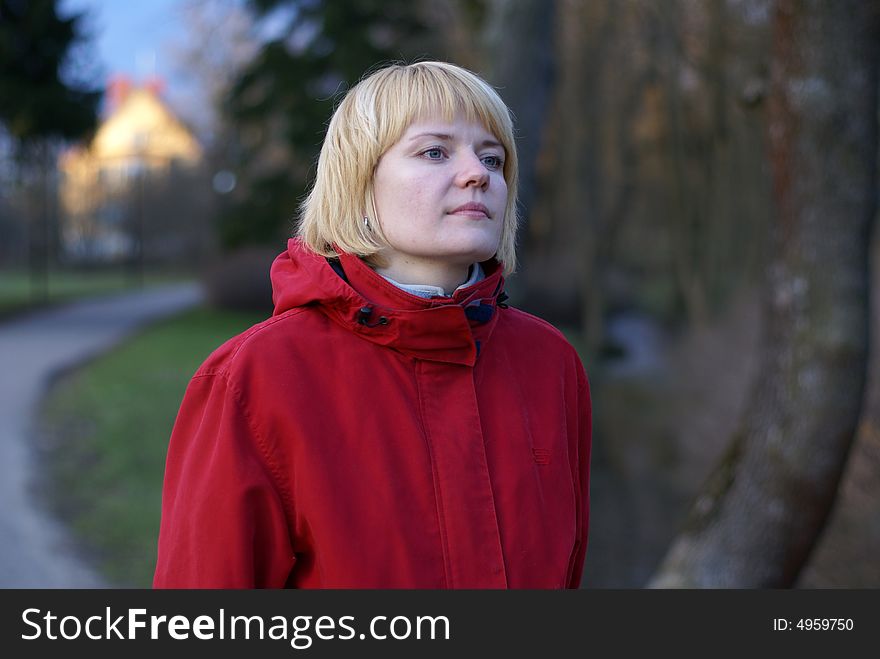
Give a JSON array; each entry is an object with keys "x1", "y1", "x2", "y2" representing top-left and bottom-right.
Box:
[
  {"x1": 36, "y1": 306, "x2": 267, "y2": 587},
  {"x1": 0, "y1": 268, "x2": 191, "y2": 317}
]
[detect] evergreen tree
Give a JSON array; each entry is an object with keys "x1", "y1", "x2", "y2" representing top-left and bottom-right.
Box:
[
  {"x1": 0, "y1": 0, "x2": 101, "y2": 145},
  {"x1": 220, "y1": 0, "x2": 437, "y2": 248},
  {"x1": 0, "y1": 0, "x2": 101, "y2": 297}
]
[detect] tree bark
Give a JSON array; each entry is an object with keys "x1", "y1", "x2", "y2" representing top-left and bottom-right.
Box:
[
  {"x1": 483, "y1": 0, "x2": 556, "y2": 229},
  {"x1": 649, "y1": 0, "x2": 879, "y2": 587},
  {"x1": 510, "y1": 0, "x2": 608, "y2": 328}
]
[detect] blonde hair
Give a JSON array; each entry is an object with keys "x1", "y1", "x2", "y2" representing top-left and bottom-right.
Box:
[{"x1": 296, "y1": 60, "x2": 519, "y2": 275}]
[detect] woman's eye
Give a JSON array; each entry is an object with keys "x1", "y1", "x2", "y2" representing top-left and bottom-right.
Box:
[
  {"x1": 423, "y1": 148, "x2": 445, "y2": 160},
  {"x1": 482, "y1": 155, "x2": 503, "y2": 170}
]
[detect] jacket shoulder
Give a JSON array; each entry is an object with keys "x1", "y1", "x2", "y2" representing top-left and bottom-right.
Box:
[
  {"x1": 192, "y1": 307, "x2": 310, "y2": 378},
  {"x1": 499, "y1": 306, "x2": 576, "y2": 347},
  {"x1": 497, "y1": 307, "x2": 587, "y2": 378}
]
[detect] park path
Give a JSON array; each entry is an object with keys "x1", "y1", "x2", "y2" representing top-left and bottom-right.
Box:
[{"x1": 0, "y1": 283, "x2": 203, "y2": 587}]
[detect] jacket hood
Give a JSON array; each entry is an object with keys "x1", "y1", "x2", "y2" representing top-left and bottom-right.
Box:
[{"x1": 270, "y1": 238, "x2": 506, "y2": 366}]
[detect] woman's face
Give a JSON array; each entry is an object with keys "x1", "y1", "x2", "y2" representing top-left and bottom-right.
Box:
[{"x1": 371, "y1": 113, "x2": 507, "y2": 270}]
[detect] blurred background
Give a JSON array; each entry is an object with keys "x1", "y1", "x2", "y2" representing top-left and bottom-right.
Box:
[{"x1": 1, "y1": 0, "x2": 878, "y2": 588}]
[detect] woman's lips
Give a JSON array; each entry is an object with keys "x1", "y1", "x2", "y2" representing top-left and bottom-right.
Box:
[{"x1": 449, "y1": 202, "x2": 490, "y2": 218}]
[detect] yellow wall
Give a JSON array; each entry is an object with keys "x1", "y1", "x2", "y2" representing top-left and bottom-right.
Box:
[{"x1": 59, "y1": 85, "x2": 203, "y2": 257}]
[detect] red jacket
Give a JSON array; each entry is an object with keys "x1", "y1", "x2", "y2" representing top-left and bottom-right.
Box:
[{"x1": 154, "y1": 239, "x2": 591, "y2": 588}]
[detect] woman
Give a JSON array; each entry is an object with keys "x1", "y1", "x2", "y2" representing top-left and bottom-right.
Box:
[{"x1": 153, "y1": 61, "x2": 591, "y2": 588}]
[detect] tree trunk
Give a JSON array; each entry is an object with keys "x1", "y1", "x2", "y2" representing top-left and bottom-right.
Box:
[
  {"x1": 649, "y1": 0, "x2": 879, "y2": 588},
  {"x1": 483, "y1": 0, "x2": 556, "y2": 228},
  {"x1": 511, "y1": 0, "x2": 609, "y2": 329}
]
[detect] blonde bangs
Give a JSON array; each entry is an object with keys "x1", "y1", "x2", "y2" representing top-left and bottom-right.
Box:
[{"x1": 297, "y1": 61, "x2": 519, "y2": 275}]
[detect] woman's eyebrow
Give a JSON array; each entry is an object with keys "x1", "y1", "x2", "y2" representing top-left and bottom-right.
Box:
[{"x1": 407, "y1": 132, "x2": 503, "y2": 149}]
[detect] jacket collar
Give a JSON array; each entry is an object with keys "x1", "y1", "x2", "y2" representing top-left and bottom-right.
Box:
[{"x1": 271, "y1": 239, "x2": 505, "y2": 366}]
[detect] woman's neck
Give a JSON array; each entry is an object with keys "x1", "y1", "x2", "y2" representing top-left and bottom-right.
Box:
[{"x1": 375, "y1": 258, "x2": 471, "y2": 296}]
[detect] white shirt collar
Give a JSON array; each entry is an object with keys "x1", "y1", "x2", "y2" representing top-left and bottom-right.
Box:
[{"x1": 380, "y1": 263, "x2": 485, "y2": 299}]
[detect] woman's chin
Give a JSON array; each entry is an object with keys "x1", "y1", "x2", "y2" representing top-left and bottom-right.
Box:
[{"x1": 440, "y1": 236, "x2": 501, "y2": 264}]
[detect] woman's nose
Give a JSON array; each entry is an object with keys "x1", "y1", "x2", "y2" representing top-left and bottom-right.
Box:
[{"x1": 455, "y1": 152, "x2": 490, "y2": 189}]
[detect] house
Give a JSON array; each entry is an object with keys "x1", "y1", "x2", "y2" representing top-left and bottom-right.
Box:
[{"x1": 59, "y1": 77, "x2": 203, "y2": 260}]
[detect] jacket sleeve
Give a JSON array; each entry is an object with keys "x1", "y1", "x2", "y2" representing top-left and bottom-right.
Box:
[
  {"x1": 566, "y1": 365, "x2": 592, "y2": 589},
  {"x1": 153, "y1": 372, "x2": 295, "y2": 588}
]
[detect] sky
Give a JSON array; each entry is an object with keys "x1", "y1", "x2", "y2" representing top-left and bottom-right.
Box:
[
  {"x1": 60, "y1": 0, "x2": 190, "y2": 99},
  {"x1": 58, "y1": 0, "x2": 293, "y2": 137}
]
